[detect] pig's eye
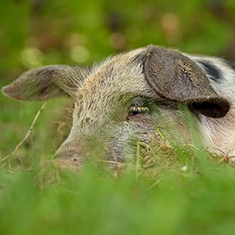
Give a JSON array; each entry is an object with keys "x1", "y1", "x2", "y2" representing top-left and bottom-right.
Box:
[{"x1": 127, "y1": 106, "x2": 149, "y2": 118}]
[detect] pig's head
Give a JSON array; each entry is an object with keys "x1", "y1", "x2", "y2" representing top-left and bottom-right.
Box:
[{"x1": 2, "y1": 45, "x2": 230, "y2": 167}]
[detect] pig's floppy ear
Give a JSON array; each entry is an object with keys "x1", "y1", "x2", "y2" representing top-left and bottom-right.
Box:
[
  {"x1": 2, "y1": 65, "x2": 88, "y2": 101},
  {"x1": 143, "y1": 45, "x2": 230, "y2": 118}
]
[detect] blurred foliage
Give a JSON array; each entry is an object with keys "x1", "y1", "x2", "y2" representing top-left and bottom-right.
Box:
[
  {"x1": 1, "y1": 0, "x2": 235, "y2": 78},
  {"x1": 1, "y1": 158, "x2": 235, "y2": 235}
]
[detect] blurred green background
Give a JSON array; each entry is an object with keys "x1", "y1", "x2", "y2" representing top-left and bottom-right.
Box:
[{"x1": 1, "y1": 0, "x2": 235, "y2": 76}]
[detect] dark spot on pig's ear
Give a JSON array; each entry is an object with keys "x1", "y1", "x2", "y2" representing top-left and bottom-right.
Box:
[{"x1": 143, "y1": 45, "x2": 230, "y2": 118}]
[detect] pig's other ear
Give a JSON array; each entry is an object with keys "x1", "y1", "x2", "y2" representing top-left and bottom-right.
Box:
[
  {"x1": 2, "y1": 65, "x2": 89, "y2": 101},
  {"x1": 144, "y1": 45, "x2": 230, "y2": 118}
]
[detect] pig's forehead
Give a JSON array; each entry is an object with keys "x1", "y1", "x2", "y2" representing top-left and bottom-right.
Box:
[
  {"x1": 76, "y1": 48, "x2": 150, "y2": 96},
  {"x1": 88, "y1": 47, "x2": 146, "y2": 78}
]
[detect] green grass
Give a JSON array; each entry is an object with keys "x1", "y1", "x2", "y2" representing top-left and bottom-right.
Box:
[{"x1": 1, "y1": 152, "x2": 235, "y2": 235}]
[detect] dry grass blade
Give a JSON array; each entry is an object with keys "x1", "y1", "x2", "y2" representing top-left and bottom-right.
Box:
[{"x1": 0, "y1": 101, "x2": 47, "y2": 164}]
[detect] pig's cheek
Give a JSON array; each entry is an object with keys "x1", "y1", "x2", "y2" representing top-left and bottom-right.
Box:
[{"x1": 126, "y1": 113, "x2": 156, "y2": 131}]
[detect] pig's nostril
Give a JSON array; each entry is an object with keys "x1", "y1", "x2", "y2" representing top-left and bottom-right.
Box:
[{"x1": 72, "y1": 157, "x2": 79, "y2": 162}]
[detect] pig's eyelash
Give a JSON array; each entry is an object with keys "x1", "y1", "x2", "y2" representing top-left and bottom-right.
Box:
[{"x1": 129, "y1": 106, "x2": 149, "y2": 116}]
